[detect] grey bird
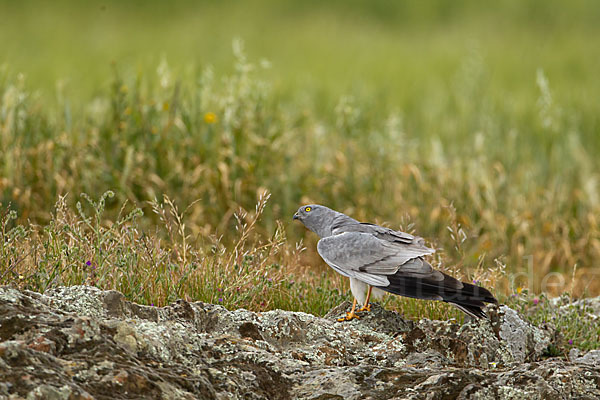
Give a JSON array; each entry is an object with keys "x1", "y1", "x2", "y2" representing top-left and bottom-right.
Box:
[{"x1": 293, "y1": 204, "x2": 497, "y2": 321}]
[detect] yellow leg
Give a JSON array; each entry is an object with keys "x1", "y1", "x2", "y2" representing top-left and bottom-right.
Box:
[
  {"x1": 337, "y1": 298, "x2": 361, "y2": 321},
  {"x1": 358, "y1": 286, "x2": 372, "y2": 313}
]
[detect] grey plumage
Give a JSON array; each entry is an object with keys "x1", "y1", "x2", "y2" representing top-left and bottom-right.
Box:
[{"x1": 293, "y1": 204, "x2": 497, "y2": 319}]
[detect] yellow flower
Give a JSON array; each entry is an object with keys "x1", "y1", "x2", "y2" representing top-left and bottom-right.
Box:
[
  {"x1": 162, "y1": 101, "x2": 170, "y2": 111},
  {"x1": 204, "y1": 112, "x2": 217, "y2": 124}
]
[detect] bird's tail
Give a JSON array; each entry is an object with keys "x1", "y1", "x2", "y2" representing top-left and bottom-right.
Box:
[{"x1": 376, "y1": 270, "x2": 498, "y2": 319}]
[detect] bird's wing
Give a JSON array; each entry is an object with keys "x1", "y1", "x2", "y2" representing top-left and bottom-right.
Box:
[
  {"x1": 317, "y1": 231, "x2": 437, "y2": 286},
  {"x1": 332, "y1": 221, "x2": 433, "y2": 247}
]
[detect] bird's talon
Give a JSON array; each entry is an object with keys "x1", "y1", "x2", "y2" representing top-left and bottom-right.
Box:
[
  {"x1": 337, "y1": 312, "x2": 360, "y2": 322},
  {"x1": 358, "y1": 304, "x2": 371, "y2": 313}
]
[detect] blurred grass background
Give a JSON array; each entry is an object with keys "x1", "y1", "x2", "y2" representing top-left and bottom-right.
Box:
[
  {"x1": 1, "y1": 0, "x2": 600, "y2": 328},
  {"x1": 2, "y1": 0, "x2": 600, "y2": 110}
]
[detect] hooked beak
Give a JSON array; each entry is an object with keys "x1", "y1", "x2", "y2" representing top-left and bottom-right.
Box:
[{"x1": 293, "y1": 212, "x2": 300, "y2": 220}]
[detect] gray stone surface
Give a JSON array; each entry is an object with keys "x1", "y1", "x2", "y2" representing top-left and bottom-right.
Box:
[
  {"x1": 1, "y1": 285, "x2": 599, "y2": 399},
  {"x1": 570, "y1": 349, "x2": 600, "y2": 366}
]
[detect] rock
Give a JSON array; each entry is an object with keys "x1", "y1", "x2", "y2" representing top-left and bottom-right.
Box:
[
  {"x1": 1, "y1": 285, "x2": 599, "y2": 399},
  {"x1": 570, "y1": 349, "x2": 600, "y2": 366},
  {"x1": 492, "y1": 305, "x2": 554, "y2": 363}
]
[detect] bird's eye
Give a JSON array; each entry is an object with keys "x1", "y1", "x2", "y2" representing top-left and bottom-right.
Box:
[{"x1": 305, "y1": 207, "x2": 312, "y2": 212}]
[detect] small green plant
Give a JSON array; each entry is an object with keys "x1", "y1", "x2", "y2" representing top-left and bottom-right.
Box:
[{"x1": 504, "y1": 291, "x2": 600, "y2": 352}]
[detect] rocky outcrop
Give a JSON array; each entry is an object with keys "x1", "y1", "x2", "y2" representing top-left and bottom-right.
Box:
[{"x1": 1, "y1": 286, "x2": 598, "y2": 399}]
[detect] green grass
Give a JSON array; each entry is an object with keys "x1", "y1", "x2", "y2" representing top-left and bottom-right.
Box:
[
  {"x1": 0, "y1": 190, "x2": 346, "y2": 313},
  {"x1": 2, "y1": 191, "x2": 598, "y2": 351},
  {"x1": 1, "y1": 0, "x2": 599, "y2": 351}
]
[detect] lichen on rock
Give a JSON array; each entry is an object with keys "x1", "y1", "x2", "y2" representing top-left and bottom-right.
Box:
[{"x1": 0, "y1": 285, "x2": 598, "y2": 399}]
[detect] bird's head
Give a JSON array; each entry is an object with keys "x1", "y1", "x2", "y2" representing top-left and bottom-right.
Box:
[{"x1": 293, "y1": 204, "x2": 336, "y2": 237}]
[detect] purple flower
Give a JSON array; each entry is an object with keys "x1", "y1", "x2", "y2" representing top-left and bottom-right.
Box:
[
  {"x1": 151, "y1": 303, "x2": 154, "y2": 307},
  {"x1": 473, "y1": 280, "x2": 478, "y2": 285},
  {"x1": 218, "y1": 298, "x2": 223, "y2": 302},
  {"x1": 533, "y1": 298, "x2": 539, "y2": 305},
  {"x1": 86, "y1": 260, "x2": 92, "y2": 266},
  {"x1": 568, "y1": 339, "x2": 573, "y2": 345},
  {"x1": 267, "y1": 278, "x2": 273, "y2": 282}
]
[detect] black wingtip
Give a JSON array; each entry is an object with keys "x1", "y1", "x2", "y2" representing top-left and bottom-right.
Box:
[
  {"x1": 378, "y1": 270, "x2": 498, "y2": 319},
  {"x1": 448, "y1": 301, "x2": 488, "y2": 319}
]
